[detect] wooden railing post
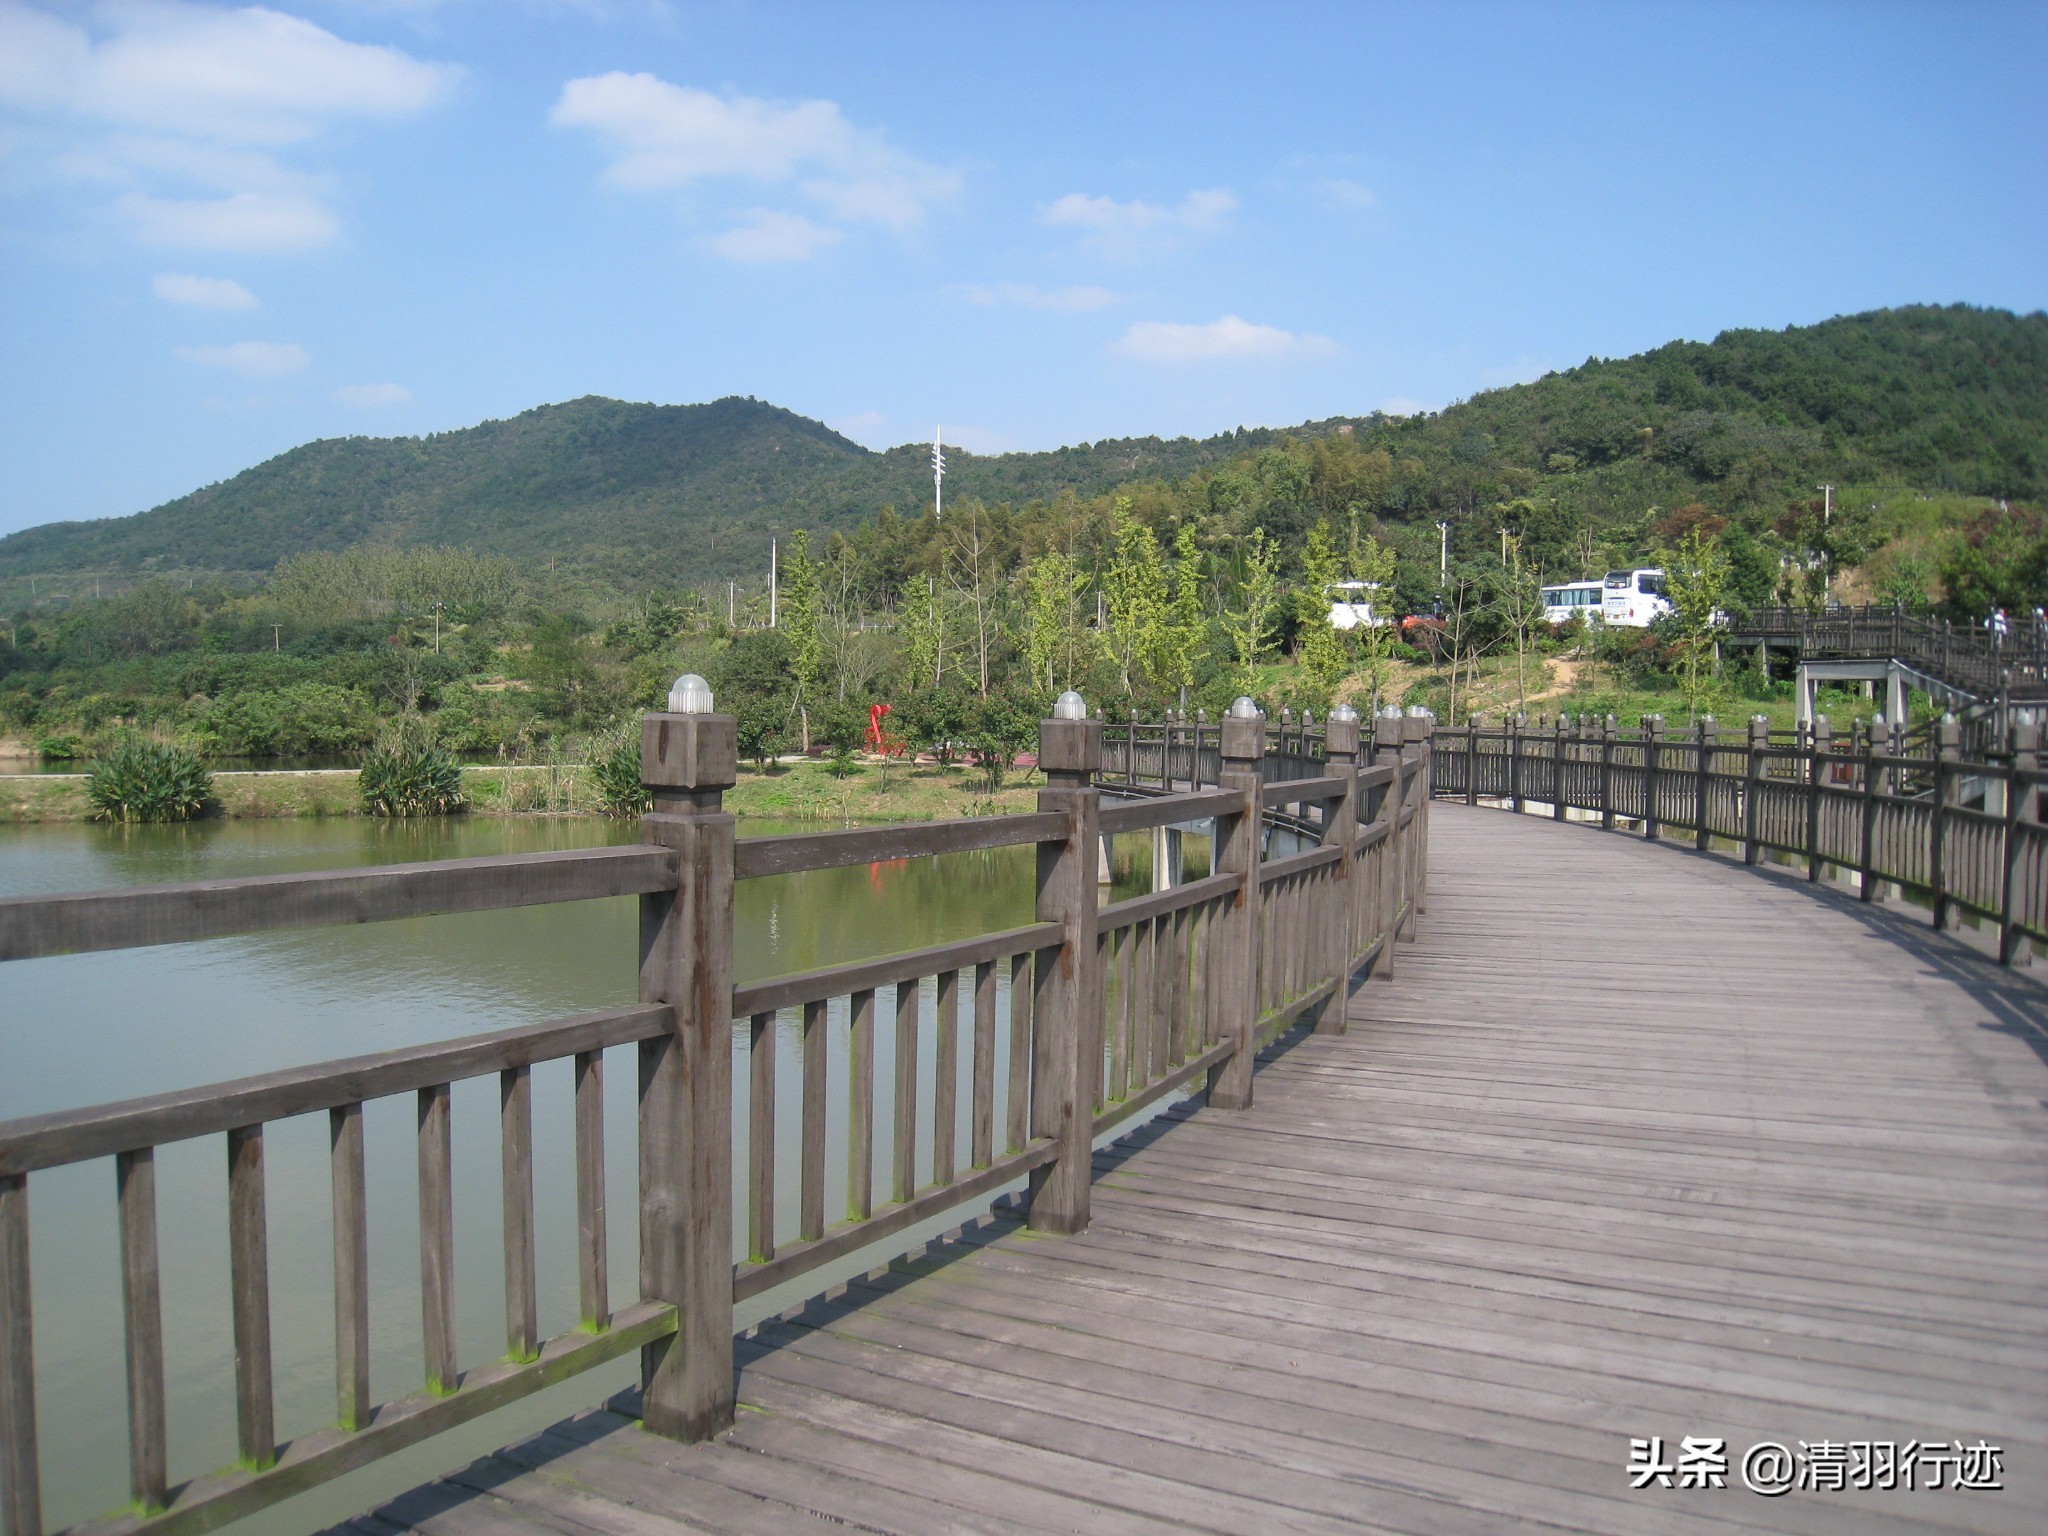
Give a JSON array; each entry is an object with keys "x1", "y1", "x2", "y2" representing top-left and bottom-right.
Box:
[
  {"x1": 1207, "y1": 701, "x2": 1266, "y2": 1111},
  {"x1": 1807, "y1": 716, "x2": 1831, "y2": 881},
  {"x1": 1743, "y1": 715, "x2": 1767, "y2": 865},
  {"x1": 1, "y1": 1172, "x2": 38, "y2": 1536},
  {"x1": 1694, "y1": 717, "x2": 1714, "y2": 851},
  {"x1": 1404, "y1": 711, "x2": 1433, "y2": 923},
  {"x1": 1316, "y1": 706, "x2": 1363, "y2": 1035},
  {"x1": 1599, "y1": 715, "x2": 1616, "y2": 830},
  {"x1": 1375, "y1": 709, "x2": 1408, "y2": 968},
  {"x1": 1642, "y1": 715, "x2": 1662, "y2": 841},
  {"x1": 1508, "y1": 712, "x2": 1524, "y2": 814},
  {"x1": 1932, "y1": 715, "x2": 1960, "y2": 931},
  {"x1": 1028, "y1": 696, "x2": 1102, "y2": 1233},
  {"x1": 2001, "y1": 720, "x2": 2039, "y2": 965},
  {"x1": 1860, "y1": 720, "x2": 1884, "y2": 902},
  {"x1": 1466, "y1": 712, "x2": 1484, "y2": 806},
  {"x1": 1553, "y1": 714, "x2": 1569, "y2": 820},
  {"x1": 637, "y1": 685, "x2": 737, "y2": 1442}
]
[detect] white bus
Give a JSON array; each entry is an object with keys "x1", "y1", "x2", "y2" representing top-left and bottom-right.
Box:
[
  {"x1": 1603, "y1": 568, "x2": 1673, "y2": 628},
  {"x1": 1540, "y1": 580, "x2": 1606, "y2": 626},
  {"x1": 1327, "y1": 580, "x2": 1392, "y2": 630}
]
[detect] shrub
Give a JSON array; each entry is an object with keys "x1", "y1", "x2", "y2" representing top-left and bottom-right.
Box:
[
  {"x1": 589, "y1": 726, "x2": 651, "y2": 818},
  {"x1": 86, "y1": 740, "x2": 215, "y2": 823},
  {"x1": 358, "y1": 724, "x2": 465, "y2": 817},
  {"x1": 35, "y1": 734, "x2": 85, "y2": 761}
]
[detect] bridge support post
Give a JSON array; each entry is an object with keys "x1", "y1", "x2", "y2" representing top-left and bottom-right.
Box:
[
  {"x1": 1466, "y1": 713, "x2": 1483, "y2": 806},
  {"x1": 2000, "y1": 720, "x2": 2039, "y2": 965},
  {"x1": 1316, "y1": 708, "x2": 1361, "y2": 1035},
  {"x1": 1207, "y1": 704, "x2": 1265, "y2": 1110},
  {"x1": 1029, "y1": 705, "x2": 1103, "y2": 1234},
  {"x1": 1553, "y1": 715, "x2": 1569, "y2": 820},
  {"x1": 637, "y1": 705, "x2": 738, "y2": 1442}
]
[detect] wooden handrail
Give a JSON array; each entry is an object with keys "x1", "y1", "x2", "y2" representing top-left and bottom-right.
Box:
[
  {"x1": 1434, "y1": 716, "x2": 2042, "y2": 958},
  {"x1": 0, "y1": 711, "x2": 1434, "y2": 1536},
  {"x1": 0, "y1": 845, "x2": 677, "y2": 960}
]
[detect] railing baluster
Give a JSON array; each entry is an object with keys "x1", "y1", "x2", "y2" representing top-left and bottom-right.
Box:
[
  {"x1": 1092, "y1": 934, "x2": 1111, "y2": 1112},
  {"x1": 893, "y1": 980, "x2": 920, "y2": 1204},
  {"x1": 1005, "y1": 955, "x2": 1030, "y2": 1153},
  {"x1": 848, "y1": 988, "x2": 875, "y2": 1221},
  {"x1": 971, "y1": 959, "x2": 997, "y2": 1168},
  {"x1": 573, "y1": 1050, "x2": 608, "y2": 1331},
  {"x1": 417, "y1": 1083, "x2": 457, "y2": 1394},
  {"x1": 933, "y1": 970, "x2": 960, "y2": 1186},
  {"x1": 330, "y1": 1102, "x2": 370, "y2": 1430},
  {"x1": 227, "y1": 1123, "x2": 275, "y2": 1468},
  {"x1": 116, "y1": 1147, "x2": 167, "y2": 1511},
  {"x1": 800, "y1": 1001, "x2": 827, "y2": 1242},
  {"x1": 747, "y1": 1011, "x2": 776, "y2": 1262},
  {"x1": 1109, "y1": 927, "x2": 1130, "y2": 1100},
  {"x1": 501, "y1": 1068, "x2": 538, "y2": 1362},
  {"x1": 1, "y1": 1173, "x2": 41, "y2": 1536}
]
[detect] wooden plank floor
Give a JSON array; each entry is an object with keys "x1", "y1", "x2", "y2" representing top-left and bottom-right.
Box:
[{"x1": 338, "y1": 805, "x2": 2048, "y2": 1535}]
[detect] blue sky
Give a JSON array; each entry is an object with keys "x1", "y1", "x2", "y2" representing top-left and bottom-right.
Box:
[{"x1": 1, "y1": 1, "x2": 2043, "y2": 539}]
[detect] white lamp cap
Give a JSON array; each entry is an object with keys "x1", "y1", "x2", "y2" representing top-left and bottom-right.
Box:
[
  {"x1": 1226, "y1": 696, "x2": 1259, "y2": 720},
  {"x1": 1329, "y1": 702, "x2": 1359, "y2": 723},
  {"x1": 1052, "y1": 690, "x2": 1088, "y2": 720},
  {"x1": 668, "y1": 674, "x2": 714, "y2": 714}
]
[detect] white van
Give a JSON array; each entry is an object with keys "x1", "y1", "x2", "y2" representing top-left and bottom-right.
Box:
[
  {"x1": 1327, "y1": 581, "x2": 1391, "y2": 631},
  {"x1": 1603, "y1": 568, "x2": 1673, "y2": 627},
  {"x1": 1540, "y1": 580, "x2": 1606, "y2": 626}
]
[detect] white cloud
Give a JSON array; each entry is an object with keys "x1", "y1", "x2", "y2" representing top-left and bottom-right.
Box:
[
  {"x1": 151, "y1": 271, "x2": 257, "y2": 308},
  {"x1": 334, "y1": 381, "x2": 410, "y2": 407},
  {"x1": 551, "y1": 72, "x2": 958, "y2": 255},
  {"x1": 709, "y1": 209, "x2": 842, "y2": 263},
  {"x1": 1042, "y1": 188, "x2": 1235, "y2": 258},
  {"x1": 1114, "y1": 316, "x2": 1338, "y2": 363},
  {"x1": 0, "y1": 2, "x2": 456, "y2": 251},
  {"x1": 950, "y1": 282, "x2": 1120, "y2": 312},
  {"x1": 830, "y1": 409, "x2": 888, "y2": 440},
  {"x1": 122, "y1": 190, "x2": 337, "y2": 251},
  {"x1": 1479, "y1": 357, "x2": 1549, "y2": 388},
  {"x1": 175, "y1": 339, "x2": 308, "y2": 377},
  {"x1": 1316, "y1": 177, "x2": 1377, "y2": 211}
]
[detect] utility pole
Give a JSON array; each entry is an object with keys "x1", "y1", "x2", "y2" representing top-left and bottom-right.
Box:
[
  {"x1": 769, "y1": 536, "x2": 778, "y2": 628},
  {"x1": 431, "y1": 601, "x2": 443, "y2": 654},
  {"x1": 272, "y1": 624, "x2": 282, "y2": 652},
  {"x1": 1817, "y1": 484, "x2": 1834, "y2": 604},
  {"x1": 933, "y1": 425, "x2": 945, "y2": 521},
  {"x1": 1437, "y1": 521, "x2": 1449, "y2": 587},
  {"x1": 728, "y1": 580, "x2": 736, "y2": 627}
]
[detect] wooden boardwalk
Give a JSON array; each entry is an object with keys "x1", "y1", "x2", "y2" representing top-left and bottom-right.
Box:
[{"x1": 341, "y1": 805, "x2": 2048, "y2": 1536}]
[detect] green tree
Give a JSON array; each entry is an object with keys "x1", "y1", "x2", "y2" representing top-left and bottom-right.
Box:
[
  {"x1": 1347, "y1": 529, "x2": 1400, "y2": 708},
  {"x1": 1658, "y1": 527, "x2": 1733, "y2": 723},
  {"x1": 1160, "y1": 524, "x2": 1208, "y2": 706},
  {"x1": 1293, "y1": 521, "x2": 1348, "y2": 703},
  {"x1": 1021, "y1": 546, "x2": 1093, "y2": 700},
  {"x1": 1494, "y1": 535, "x2": 1546, "y2": 715},
  {"x1": 1219, "y1": 528, "x2": 1283, "y2": 692},
  {"x1": 902, "y1": 574, "x2": 946, "y2": 690},
  {"x1": 781, "y1": 530, "x2": 824, "y2": 749},
  {"x1": 1102, "y1": 498, "x2": 1168, "y2": 698}
]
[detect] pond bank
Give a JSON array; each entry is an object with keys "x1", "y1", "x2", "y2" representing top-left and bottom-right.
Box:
[{"x1": 0, "y1": 757, "x2": 1042, "y2": 824}]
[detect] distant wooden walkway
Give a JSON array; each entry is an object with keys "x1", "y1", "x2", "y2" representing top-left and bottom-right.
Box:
[{"x1": 341, "y1": 805, "x2": 2048, "y2": 1535}]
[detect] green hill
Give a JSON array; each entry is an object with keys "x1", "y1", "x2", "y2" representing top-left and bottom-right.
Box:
[{"x1": 2, "y1": 303, "x2": 2040, "y2": 593}]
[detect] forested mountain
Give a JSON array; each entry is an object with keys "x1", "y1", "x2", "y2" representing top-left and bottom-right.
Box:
[{"x1": 2, "y1": 303, "x2": 2041, "y2": 594}]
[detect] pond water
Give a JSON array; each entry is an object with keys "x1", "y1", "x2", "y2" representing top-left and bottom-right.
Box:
[{"x1": 0, "y1": 812, "x2": 1182, "y2": 1534}]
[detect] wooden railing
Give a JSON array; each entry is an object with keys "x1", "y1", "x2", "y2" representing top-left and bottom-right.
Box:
[
  {"x1": 0, "y1": 703, "x2": 1433, "y2": 1536},
  {"x1": 1728, "y1": 604, "x2": 2048, "y2": 702},
  {"x1": 1431, "y1": 711, "x2": 2046, "y2": 963}
]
